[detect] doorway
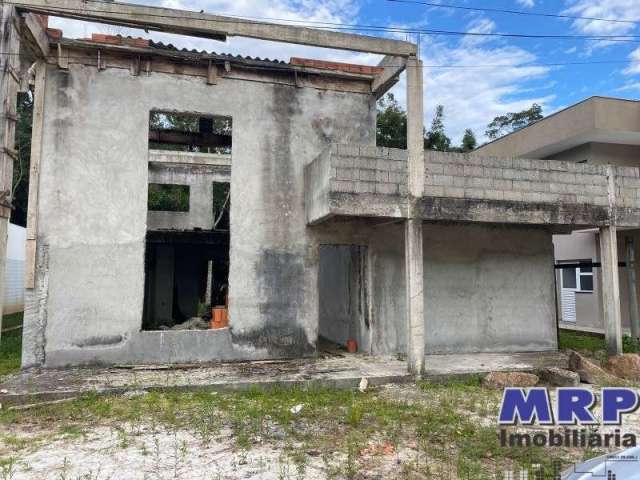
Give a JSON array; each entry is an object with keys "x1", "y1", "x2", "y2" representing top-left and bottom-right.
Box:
[{"x1": 318, "y1": 245, "x2": 370, "y2": 354}]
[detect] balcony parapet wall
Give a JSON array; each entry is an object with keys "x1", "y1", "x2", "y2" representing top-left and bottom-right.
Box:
[{"x1": 305, "y1": 144, "x2": 640, "y2": 227}]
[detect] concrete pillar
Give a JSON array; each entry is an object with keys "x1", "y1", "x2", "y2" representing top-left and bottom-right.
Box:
[
  {"x1": 625, "y1": 236, "x2": 640, "y2": 340},
  {"x1": 600, "y1": 226, "x2": 623, "y2": 356},
  {"x1": 0, "y1": 6, "x2": 20, "y2": 341},
  {"x1": 405, "y1": 53, "x2": 425, "y2": 375}
]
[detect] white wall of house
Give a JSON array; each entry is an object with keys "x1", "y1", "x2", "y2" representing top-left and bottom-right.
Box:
[
  {"x1": 5, "y1": 222, "x2": 25, "y2": 314},
  {"x1": 553, "y1": 231, "x2": 601, "y2": 329}
]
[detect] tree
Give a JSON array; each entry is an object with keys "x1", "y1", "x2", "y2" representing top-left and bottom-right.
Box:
[
  {"x1": 461, "y1": 128, "x2": 477, "y2": 152},
  {"x1": 424, "y1": 105, "x2": 451, "y2": 152},
  {"x1": 485, "y1": 103, "x2": 543, "y2": 140},
  {"x1": 376, "y1": 93, "x2": 407, "y2": 149},
  {"x1": 12, "y1": 91, "x2": 33, "y2": 227}
]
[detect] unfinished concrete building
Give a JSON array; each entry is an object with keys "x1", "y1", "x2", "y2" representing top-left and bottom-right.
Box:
[{"x1": 0, "y1": 0, "x2": 633, "y2": 373}]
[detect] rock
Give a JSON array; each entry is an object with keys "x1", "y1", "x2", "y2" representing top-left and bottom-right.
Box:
[
  {"x1": 537, "y1": 367, "x2": 580, "y2": 387},
  {"x1": 123, "y1": 389, "x2": 148, "y2": 399},
  {"x1": 568, "y1": 351, "x2": 626, "y2": 385},
  {"x1": 481, "y1": 371, "x2": 539, "y2": 388},
  {"x1": 605, "y1": 354, "x2": 640, "y2": 381},
  {"x1": 359, "y1": 377, "x2": 369, "y2": 393},
  {"x1": 290, "y1": 404, "x2": 303, "y2": 414}
]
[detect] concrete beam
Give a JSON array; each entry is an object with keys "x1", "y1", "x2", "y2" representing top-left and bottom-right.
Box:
[
  {"x1": 19, "y1": 13, "x2": 49, "y2": 58},
  {"x1": 600, "y1": 225, "x2": 623, "y2": 356},
  {"x1": 372, "y1": 55, "x2": 407, "y2": 99},
  {"x1": 14, "y1": 0, "x2": 417, "y2": 56}
]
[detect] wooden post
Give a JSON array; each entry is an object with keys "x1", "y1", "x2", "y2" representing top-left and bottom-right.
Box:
[
  {"x1": 0, "y1": 6, "x2": 20, "y2": 341},
  {"x1": 626, "y1": 236, "x2": 640, "y2": 340},
  {"x1": 25, "y1": 60, "x2": 46, "y2": 289},
  {"x1": 405, "y1": 53, "x2": 424, "y2": 376}
]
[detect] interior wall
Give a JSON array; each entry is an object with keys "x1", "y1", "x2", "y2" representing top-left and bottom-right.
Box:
[
  {"x1": 318, "y1": 245, "x2": 367, "y2": 349},
  {"x1": 423, "y1": 223, "x2": 558, "y2": 354}
]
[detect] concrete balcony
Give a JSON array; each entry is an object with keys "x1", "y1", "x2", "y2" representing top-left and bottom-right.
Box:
[{"x1": 304, "y1": 144, "x2": 640, "y2": 228}]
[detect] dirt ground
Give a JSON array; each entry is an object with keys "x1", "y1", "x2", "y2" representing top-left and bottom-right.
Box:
[{"x1": 1, "y1": 382, "x2": 639, "y2": 480}]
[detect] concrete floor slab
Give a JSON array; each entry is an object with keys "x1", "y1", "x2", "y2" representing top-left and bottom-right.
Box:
[
  {"x1": 423, "y1": 351, "x2": 569, "y2": 378},
  {"x1": 0, "y1": 355, "x2": 412, "y2": 407},
  {"x1": 0, "y1": 352, "x2": 570, "y2": 407}
]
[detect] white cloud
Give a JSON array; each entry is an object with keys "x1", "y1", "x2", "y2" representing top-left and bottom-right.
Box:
[
  {"x1": 404, "y1": 19, "x2": 554, "y2": 144},
  {"x1": 624, "y1": 47, "x2": 640, "y2": 75},
  {"x1": 563, "y1": 0, "x2": 640, "y2": 36},
  {"x1": 615, "y1": 81, "x2": 640, "y2": 92},
  {"x1": 516, "y1": 0, "x2": 535, "y2": 7},
  {"x1": 48, "y1": 0, "x2": 377, "y2": 64},
  {"x1": 49, "y1": 2, "x2": 555, "y2": 144}
]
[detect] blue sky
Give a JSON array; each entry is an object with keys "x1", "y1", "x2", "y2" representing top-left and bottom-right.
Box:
[{"x1": 50, "y1": 0, "x2": 640, "y2": 144}]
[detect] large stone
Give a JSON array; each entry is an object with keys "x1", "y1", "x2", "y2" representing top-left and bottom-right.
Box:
[
  {"x1": 568, "y1": 351, "x2": 627, "y2": 386},
  {"x1": 481, "y1": 371, "x2": 539, "y2": 389},
  {"x1": 537, "y1": 367, "x2": 580, "y2": 387},
  {"x1": 605, "y1": 354, "x2": 640, "y2": 381}
]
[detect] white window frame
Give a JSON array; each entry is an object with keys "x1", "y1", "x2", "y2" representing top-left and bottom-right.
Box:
[{"x1": 560, "y1": 260, "x2": 593, "y2": 294}]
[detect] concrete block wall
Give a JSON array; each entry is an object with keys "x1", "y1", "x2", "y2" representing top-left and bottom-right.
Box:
[
  {"x1": 328, "y1": 144, "x2": 408, "y2": 196},
  {"x1": 425, "y1": 151, "x2": 610, "y2": 207},
  {"x1": 614, "y1": 165, "x2": 640, "y2": 209}
]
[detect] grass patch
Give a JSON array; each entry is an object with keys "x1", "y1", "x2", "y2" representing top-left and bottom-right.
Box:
[
  {"x1": 0, "y1": 313, "x2": 22, "y2": 379},
  {"x1": 559, "y1": 329, "x2": 640, "y2": 357},
  {"x1": 0, "y1": 384, "x2": 583, "y2": 478},
  {"x1": 559, "y1": 329, "x2": 606, "y2": 352}
]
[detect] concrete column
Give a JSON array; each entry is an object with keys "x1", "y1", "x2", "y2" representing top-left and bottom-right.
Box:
[
  {"x1": 625, "y1": 237, "x2": 640, "y2": 340},
  {"x1": 405, "y1": 53, "x2": 425, "y2": 375},
  {"x1": 0, "y1": 6, "x2": 20, "y2": 341},
  {"x1": 600, "y1": 226, "x2": 623, "y2": 356}
]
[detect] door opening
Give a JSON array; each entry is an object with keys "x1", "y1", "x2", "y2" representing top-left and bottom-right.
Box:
[{"x1": 318, "y1": 245, "x2": 370, "y2": 354}]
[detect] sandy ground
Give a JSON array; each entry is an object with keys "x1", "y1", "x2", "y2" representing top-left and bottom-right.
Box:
[
  {"x1": 1, "y1": 425, "x2": 418, "y2": 480},
  {"x1": 3, "y1": 384, "x2": 640, "y2": 479}
]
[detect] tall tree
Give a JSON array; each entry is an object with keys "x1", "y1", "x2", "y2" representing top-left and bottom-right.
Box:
[
  {"x1": 424, "y1": 105, "x2": 451, "y2": 152},
  {"x1": 376, "y1": 93, "x2": 407, "y2": 149},
  {"x1": 12, "y1": 91, "x2": 33, "y2": 227},
  {"x1": 485, "y1": 103, "x2": 543, "y2": 140},
  {"x1": 460, "y1": 128, "x2": 477, "y2": 152}
]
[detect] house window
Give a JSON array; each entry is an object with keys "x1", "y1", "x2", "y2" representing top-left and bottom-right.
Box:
[{"x1": 561, "y1": 260, "x2": 593, "y2": 293}]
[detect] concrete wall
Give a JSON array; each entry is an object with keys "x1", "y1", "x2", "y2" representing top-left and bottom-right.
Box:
[
  {"x1": 423, "y1": 223, "x2": 557, "y2": 354},
  {"x1": 545, "y1": 143, "x2": 640, "y2": 168},
  {"x1": 475, "y1": 97, "x2": 640, "y2": 159},
  {"x1": 24, "y1": 63, "x2": 376, "y2": 367},
  {"x1": 425, "y1": 151, "x2": 610, "y2": 208},
  {"x1": 318, "y1": 245, "x2": 368, "y2": 350},
  {"x1": 147, "y1": 163, "x2": 230, "y2": 231}
]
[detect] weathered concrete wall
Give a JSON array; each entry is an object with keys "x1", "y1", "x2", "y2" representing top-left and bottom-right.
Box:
[
  {"x1": 423, "y1": 223, "x2": 558, "y2": 354},
  {"x1": 28, "y1": 63, "x2": 376, "y2": 367},
  {"x1": 318, "y1": 245, "x2": 368, "y2": 348},
  {"x1": 147, "y1": 163, "x2": 230, "y2": 231}
]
